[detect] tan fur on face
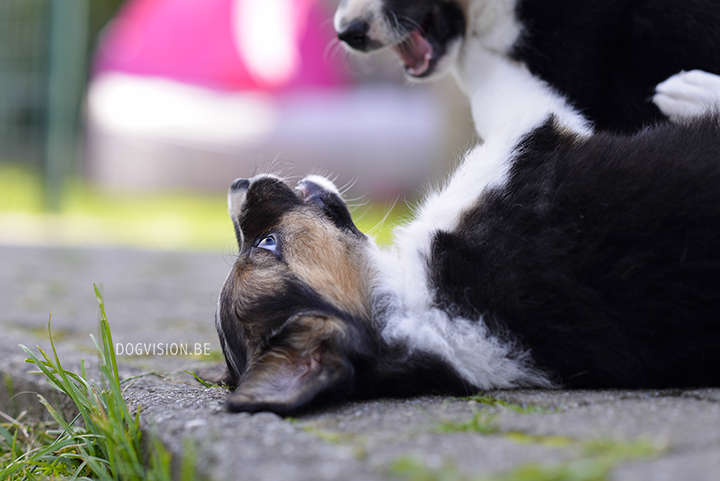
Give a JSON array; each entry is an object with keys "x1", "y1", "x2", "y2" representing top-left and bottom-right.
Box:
[
  {"x1": 223, "y1": 202, "x2": 372, "y2": 367},
  {"x1": 280, "y1": 210, "x2": 371, "y2": 318},
  {"x1": 249, "y1": 314, "x2": 348, "y2": 372},
  {"x1": 229, "y1": 255, "x2": 289, "y2": 347}
]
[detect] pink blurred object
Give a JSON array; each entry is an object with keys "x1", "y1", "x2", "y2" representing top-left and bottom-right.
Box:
[{"x1": 94, "y1": 0, "x2": 347, "y2": 91}]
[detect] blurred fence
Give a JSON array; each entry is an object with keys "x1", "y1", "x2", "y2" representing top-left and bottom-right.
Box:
[
  {"x1": 0, "y1": 0, "x2": 48, "y2": 169},
  {"x1": 0, "y1": 0, "x2": 89, "y2": 210}
]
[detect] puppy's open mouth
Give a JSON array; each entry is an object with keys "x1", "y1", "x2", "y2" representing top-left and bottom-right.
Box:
[
  {"x1": 389, "y1": 14, "x2": 435, "y2": 77},
  {"x1": 336, "y1": 1, "x2": 464, "y2": 79}
]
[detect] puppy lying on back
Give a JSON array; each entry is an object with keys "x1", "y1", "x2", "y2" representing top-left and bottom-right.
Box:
[
  {"x1": 334, "y1": 0, "x2": 720, "y2": 133},
  {"x1": 205, "y1": 53, "x2": 720, "y2": 413}
]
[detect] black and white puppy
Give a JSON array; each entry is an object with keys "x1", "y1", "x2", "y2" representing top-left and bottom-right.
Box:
[
  {"x1": 334, "y1": 0, "x2": 720, "y2": 133},
  {"x1": 208, "y1": 49, "x2": 720, "y2": 413}
]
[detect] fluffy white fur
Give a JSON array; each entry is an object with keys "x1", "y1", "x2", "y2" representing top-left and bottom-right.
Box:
[{"x1": 463, "y1": 0, "x2": 521, "y2": 57}]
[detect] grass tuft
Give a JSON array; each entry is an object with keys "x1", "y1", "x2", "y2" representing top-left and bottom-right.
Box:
[{"x1": 0, "y1": 285, "x2": 189, "y2": 480}]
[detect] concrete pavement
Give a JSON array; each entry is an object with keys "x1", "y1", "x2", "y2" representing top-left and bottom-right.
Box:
[{"x1": 1, "y1": 244, "x2": 718, "y2": 480}]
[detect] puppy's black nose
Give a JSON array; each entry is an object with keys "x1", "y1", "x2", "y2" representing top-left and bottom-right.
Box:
[
  {"x1": 230, "y1": 178, "x2": 250, "y2": 192},
  {"x1": 338, "y1": 19, "x2": 370, "y2": 51}
]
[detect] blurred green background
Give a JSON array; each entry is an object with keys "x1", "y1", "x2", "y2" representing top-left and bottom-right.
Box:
[{"x1": 0, "y1": 162, "x2": 407, "y2": 249}]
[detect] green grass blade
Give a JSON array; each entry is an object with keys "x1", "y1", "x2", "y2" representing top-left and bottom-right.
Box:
[
  {"x1": 94, "y1": 284, "x2": 120, "y2": 385},
  {"x1": 6, "y1": 287, "x2": 184, "y2": 481},
  {"x1": 0, "y1": 422, "x2": 15, "y2": 447}
]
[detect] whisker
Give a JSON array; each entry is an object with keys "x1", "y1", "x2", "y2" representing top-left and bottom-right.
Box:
[
  {"x1": 336, "y1": 41, "x2": 351, "y2": 58},
  {"x1": 344, "y1": 49, "x2": 377, "y2": 76},
  {"x1": 309, "y1": 166, "x2": 331, "y2": 179},
  {"x1": 400, "y1": 14, "x2": 423, "y2": 32},
  {"x1": 366, "y1": 196, "x2": 401, "y2": 237},
  {"x1": 347, "y1": 197, "x2": 371, "y2": 209},
  {"x1": 222, "y1": 239, "x2": 239, "y2": 266},
  {"x1": 251, "y1": 155, "x2": 296, "y2": 180},
  {"x1": 324, "y1": 37, "x2": 343, "y2": 64},
  {"x1": 345, "y1": 193, "x2": 370, "y2": 204},
  {"x1": 396, "y1": 13, "x2": 423, "y2": 35},
  {"x1": 320, "y1": 15, "x2": 336, "y2": 29},
  {"x1": 349, "y1": 202, "x2": 372, "y2": 223},
  {"x1": 275, "y1": 159, "x2": 299, "y2": 180},
  {"x1": 385, "y1": 12, "x2": 412, "y2": 45},
  {"x1": 251, "y1": 158, "x2": 263, "y2": 177},
  {"x1": 386, "y1": 12, "x2": 404, "y2": 37},
  {"x1": 334, "y1": 43, "x2": 355, "y2": 67},
  {"x1": 282, "y1": 172, "x2": 303, "y2": 185},
  {"x1": 339, "y1": 176, "x2": 359, "y2": 195},
  {"x1": 265, "y1": 155, "x2": 281, "y2": 177}
]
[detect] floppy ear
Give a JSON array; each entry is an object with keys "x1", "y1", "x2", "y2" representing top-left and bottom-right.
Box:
[{"x1": 224, "y1": 314, "x2": 353, "y2": 414}]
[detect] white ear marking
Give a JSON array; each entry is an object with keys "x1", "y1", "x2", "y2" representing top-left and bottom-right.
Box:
[
  {"x1": 228, "y1": 179, "x2": 249, "y2": 218},
  {"x1": 299, "y1": 175, "x2": 341, "y2": 196}
]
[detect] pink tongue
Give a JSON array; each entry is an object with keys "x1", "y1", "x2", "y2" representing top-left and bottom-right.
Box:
[{"x1": 390, "y1": 30, "x2": 433, "y2": 76}]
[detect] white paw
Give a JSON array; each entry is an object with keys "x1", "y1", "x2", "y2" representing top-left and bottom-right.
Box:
[{"x1": 653, "y1": 70, "x2": 720, "y2": 122}]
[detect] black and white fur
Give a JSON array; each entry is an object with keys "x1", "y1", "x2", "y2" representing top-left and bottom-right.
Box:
[
  {"x1": 208, "y1": 50, "x2": 720, "y2": 412},
  {"x1": 370, "y1": 53, "x2": 720, "y2": 391},
  {"x1": 334, "y1": 0, "x2": 720, "y2": 133}
]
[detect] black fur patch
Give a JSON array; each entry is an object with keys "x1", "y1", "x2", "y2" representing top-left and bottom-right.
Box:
[
  {"x1": 238, "y1": 177, "x2": 302, "y2": 245},
  {"x1": 511, "y1": 0, "x2": 720, "y2": 132},
  {"x1": 431, "y1": 116, "x2": 720, "y2": 388}
]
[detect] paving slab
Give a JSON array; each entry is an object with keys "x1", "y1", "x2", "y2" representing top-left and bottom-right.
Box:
[{"x1": 1, "y1": 244, "x2": 719, "y2": 481}]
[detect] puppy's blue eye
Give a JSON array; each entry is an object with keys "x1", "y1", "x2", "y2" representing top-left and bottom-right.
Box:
[{"x1": 257, "y1": 235, "x2": 277, "y2": 252}]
